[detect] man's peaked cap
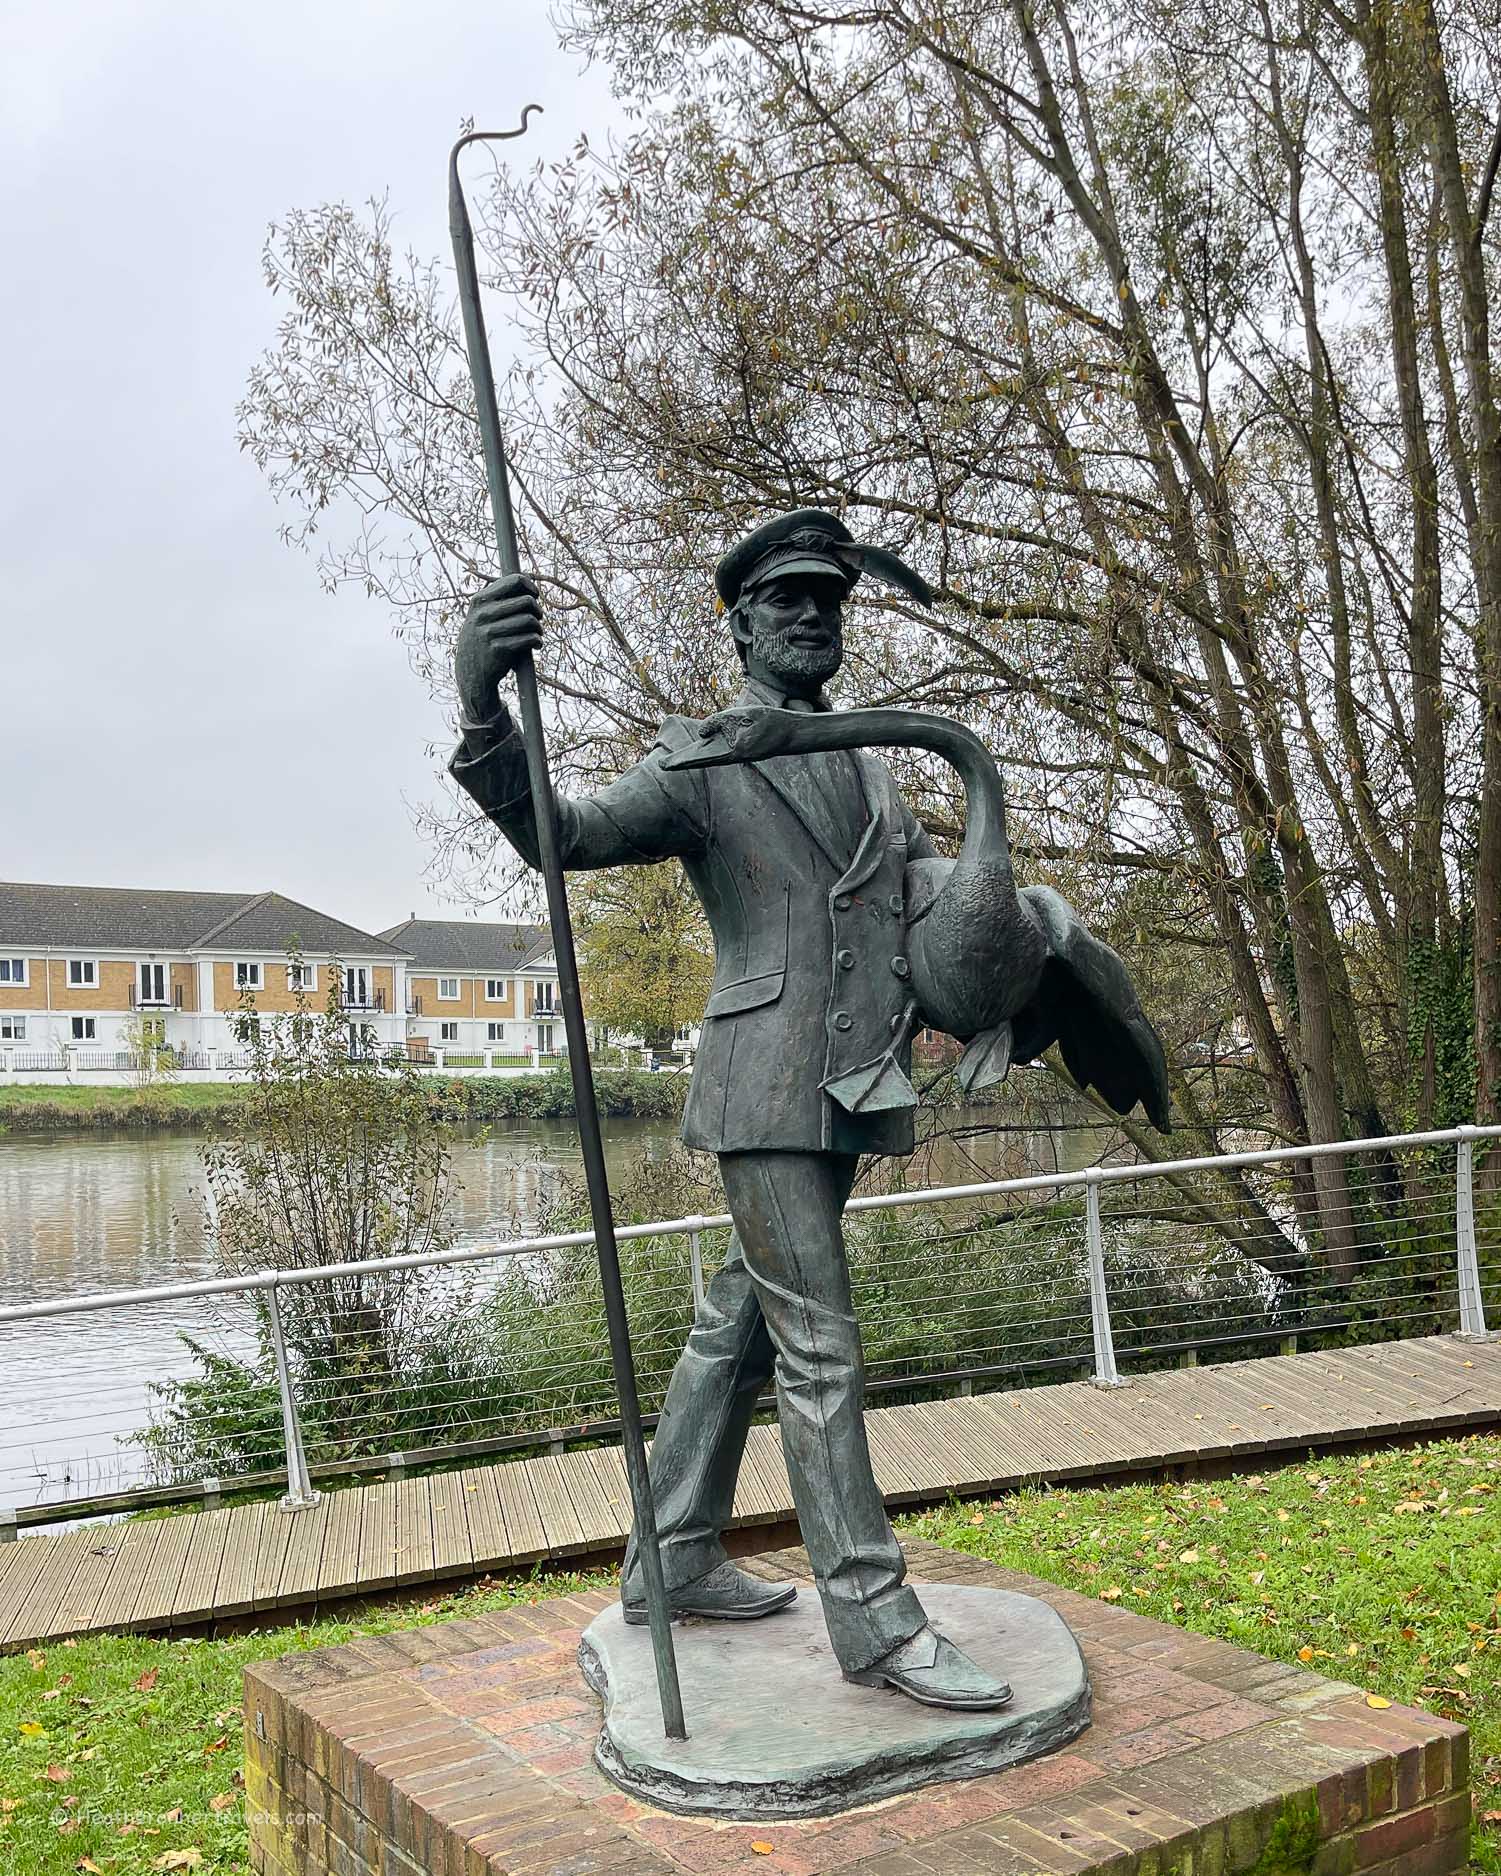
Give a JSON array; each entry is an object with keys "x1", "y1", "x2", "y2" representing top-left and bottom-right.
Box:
[{"x1": 714, "y1": 509, "x2": 934, "y2": 610}]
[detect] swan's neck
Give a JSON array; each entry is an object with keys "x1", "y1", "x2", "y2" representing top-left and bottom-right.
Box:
[{"x1": 781, "y1": 706, "x2": 1010, "y2": 869}]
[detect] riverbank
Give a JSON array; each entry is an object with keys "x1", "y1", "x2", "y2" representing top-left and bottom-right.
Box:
[{"x1": 0, "y1": 1068, "x2": 687, "y2": 1131}]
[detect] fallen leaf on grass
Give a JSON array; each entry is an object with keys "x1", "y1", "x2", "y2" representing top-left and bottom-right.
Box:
[
  {"x1": 152, "y1": 1852, "x2": 203, "y2": 1871},
  {"x1": 203, "y1": 1736, "x2": 228, "y2": 1753},
  {"x1": 163, "y1": 1808, "x2": 182, "y2": 1823},
  {"x1": 1297, "y1": 1647, "x2": 1315, "y2": 1662},
  {"x1": 1177, "y1": 1548, "x2": 1199, "y2": 1564},
  {"x1": 43, "y1": 1765, "x2": 71, "y2": 1783},
  {"x1": 75, "y1": 1860, "x2": 104, "y2": 1874},
  {"x1": 134, "y1": 1668, "x2": 159, "y2": 1693},
  {"x1": 18, "y1": 1721, "x2": 44, "y2": 1737},
  {"x1": 1099, "y1": 1586, "x2": 1122, "y2": 1601},
  {"x1": 1365, "y1": 1694, "x2": 1391, "y2": 1709},
  {"x1": 26, "y1": 1649, "x2": 45, "y2": 1671},
  {"x1": 209, "y1": 1792, "x2": 236, "y2": 1813}
]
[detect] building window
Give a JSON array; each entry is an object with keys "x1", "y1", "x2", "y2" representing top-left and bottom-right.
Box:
[
  {"x1": 0, "y1": 958, "x2": 26, "y2": 987},
  {"x1": 486, "y1": 978, "x2": 507, "y2": 1002},
  {"x1": 536, "y1": 1021, "x2": 555, "y2": 1053},
  {"x1": 235, "y1": 962, "x2": 262, "y2": 990},
  {"x1": 439, "y1": 1021, "x2": 459, "y2": 1043},
  {"x1": 487, "y1": 1023, "x2": 505, "y2": 1043},
  {"x1": 535, "y1": 980, "x2": 556, "y2": 1012},
  {"x1": 71, "y1": 1017, "x2": 96, "y2": 1041},
  {"x1": 288, "y1": 961, "x2": 316, "y2": 993},
  {"x1": 68, "y1": 959, "x2": 97, "y2": 987},
  {"x1": 0, "y1": 1017, "x2": 26, "y2": 1042},
  {"x1": 344, "y1": 966, "x2": 369, "y2": 1007},
  {"x1": 438, "y1": 976, "x2": 459, "y2": 1001},
  {"x1": 138, "y1": 962, "x2": 167, "y2": 1005}
]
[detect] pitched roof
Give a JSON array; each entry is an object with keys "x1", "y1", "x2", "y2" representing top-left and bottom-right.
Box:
[
  {"x1": 0, "y1": 883, "x2": 407, "y2": 957},
  {"x1": 377, "y1": 917, "x2": 551, "y2": 974}
]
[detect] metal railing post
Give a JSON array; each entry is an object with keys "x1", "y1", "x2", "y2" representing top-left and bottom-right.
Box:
[
  {"x1": 1085, "y1": 1173, "x2": 1123, "y2": 1387},
  {"x1": 265, "y1": 1276, "x2": 320, "y2": 1512},
  {"x1": 1455, "y1": 1130, "x2": 1490, "y2": 1339},
  {"x1": 686, "y1": 1217, "x2": 706, "y2": 1315}
]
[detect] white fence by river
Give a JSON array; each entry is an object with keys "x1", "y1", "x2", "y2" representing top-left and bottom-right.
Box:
[{"x1": 0, "y1": 1124, "x2": 1495, "y2": 1532}]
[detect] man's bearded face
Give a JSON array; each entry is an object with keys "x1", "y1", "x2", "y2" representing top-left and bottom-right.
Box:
[{"x1": 743, "y1": 574, "x2": 846, "y2": 688}]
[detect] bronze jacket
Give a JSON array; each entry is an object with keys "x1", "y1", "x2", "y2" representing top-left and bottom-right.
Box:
[{"x1": 450, "y1": 682, "x2": 939, "y2": 1157}]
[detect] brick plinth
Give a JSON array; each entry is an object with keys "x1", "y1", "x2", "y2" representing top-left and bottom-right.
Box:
[{"x1": 244, "y1": 1539, "x2": 1470, "y2": 1876}]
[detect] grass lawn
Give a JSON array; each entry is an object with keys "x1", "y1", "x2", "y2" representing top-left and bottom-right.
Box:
[
  {"x1": 0, "y1": 1084, "x2": 254, "y2": 1130},
  {"x1": 909, "y1": 1431, "x2": 1501, "y2": 1870},
  {"x1": 0, "y1": 1566, "x2": 609, "y2": 1875}
]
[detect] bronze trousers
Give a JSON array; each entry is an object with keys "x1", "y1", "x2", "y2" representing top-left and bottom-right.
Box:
[{"x1": 622, "y1": 1149, "x2": 925, "y2": 1673}]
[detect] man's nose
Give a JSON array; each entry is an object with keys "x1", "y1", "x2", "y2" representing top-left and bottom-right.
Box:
[{"x1": 795, "y1": 596, "x2": 825, "y2": 627}]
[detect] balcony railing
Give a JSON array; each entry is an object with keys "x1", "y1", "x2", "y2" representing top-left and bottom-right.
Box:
[
  {"x1": 406, "y1": 994, "x2": 423, "y2": 1016},
  {"x1": 129, "y1": 984, "x2": 183, "y2": 1010},
  {"x1": 343, "y1": 987, "x2": 386, "y2": 1013}
]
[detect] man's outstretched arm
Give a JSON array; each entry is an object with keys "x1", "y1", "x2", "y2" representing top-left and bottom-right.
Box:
[{"x1": 450, "y1": 574, "x2": 708, "y2": 871}]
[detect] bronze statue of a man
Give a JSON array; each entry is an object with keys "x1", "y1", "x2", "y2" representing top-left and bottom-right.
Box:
[{"x1": 452, "y1": 509, "x2": 1165, "y2": 1712}]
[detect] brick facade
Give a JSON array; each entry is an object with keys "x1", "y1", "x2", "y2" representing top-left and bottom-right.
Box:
[{"x1": 244, "y1": 1540, "x2": 1471, "y2": 1876}]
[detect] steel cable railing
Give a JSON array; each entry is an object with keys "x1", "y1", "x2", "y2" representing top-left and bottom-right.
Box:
[{"x1": 1, "y1": 1123, "x2": 1497, "y2": 1531}]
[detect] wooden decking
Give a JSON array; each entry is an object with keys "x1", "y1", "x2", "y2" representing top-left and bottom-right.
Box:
[{"x1": 2, "y1": 1333, "x2": 1497, "y2": 1652}]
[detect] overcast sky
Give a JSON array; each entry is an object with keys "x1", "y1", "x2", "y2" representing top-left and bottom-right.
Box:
[{"x1": 2, "y1": 2, "x2": 616, "y2": 934}]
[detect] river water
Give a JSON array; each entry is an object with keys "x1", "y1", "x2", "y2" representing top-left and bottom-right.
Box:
[{"x1": 0, "y1": 1108, "x2": 1101, "y2": 1511}]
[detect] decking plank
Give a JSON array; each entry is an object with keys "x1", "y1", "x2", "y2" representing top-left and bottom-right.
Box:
[
  {"x1": 429, "y1": 1472, "x2": 474, "y2": 1580},
  {"x1": 528, "y1": 1454, "x2": 589, "y2": 1554},
  {"x1": 457, "y1": 1466, "x2": 508, "y2": 1570},
  {"x1": 3, "y1": 1531, "x2": 94, "y2": 1649},
  {"x1": 248, "y1": 1505, "x2": 297, "y2": 1616},
  {"x1": 128, "y1": 1511, "x2": 196, "y2": 1630},
  {"x1": 49, "y1": 1528, "x2": 129, "y2": 1639},
  {"x1": 171, "y1": 1509, "x2": 234, "y2": 1626},
  {"x1": 355, "y1": 1481, "x2": 399, "y2": 1594},
  {"x1": 864, "y1": 1415, "x2": 927, "y2": 1499},
  {"x1": 88, "y1": 1523, "x2": 165, "y2": 1634},
  {"x1": 490, "y1": 1458, "x2": 548, "y2": 1561},
  {"x1": 582, "y1": 1447, "x2": 633, "y2": 1540},
  {"x1": 549, "y1": 1450, "x2": 624, "y2": 1549},
  {"x1": 392, "y1": 1475, "x2": 436, "y2": 1585},
  {"x1": 274, "y1": 1494, "x2": 331, "y2": 1606},
  {"x1": 316, "y1": 1484, "x2": 364, "y2": 1599}
]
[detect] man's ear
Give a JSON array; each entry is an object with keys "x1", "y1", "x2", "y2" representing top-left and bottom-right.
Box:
[{"x1": 727, "y1": 600, "x2": 753, "y2": 663}]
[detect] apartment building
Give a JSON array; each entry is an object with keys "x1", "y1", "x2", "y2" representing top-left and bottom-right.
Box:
[
  {"x1": 0, "y1": 882, "x2": 411, "y2": 1060},
  {"x1": 377, "y1": 918, "x2": 561, "y2": 1059}
]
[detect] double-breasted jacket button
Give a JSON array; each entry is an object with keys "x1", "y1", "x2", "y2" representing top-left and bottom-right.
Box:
[
  {"x1": 836, "y1": 947, "x2": 855, "y2": 969},
  {"x1": 832, "y1": 1011, "x2": 853, "y2": 1031},
  {"x1": 890, "y1": 955, "x2": 911, "y2": 980},
  {"x1": 889, "y1": 894, "x2": 904, "y2": 916},
  {"x1": 834, "y1": 893, "x2": 853, "y2": 911}
]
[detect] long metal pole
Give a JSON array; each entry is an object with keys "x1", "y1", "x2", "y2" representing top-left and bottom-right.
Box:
[{"x1": 447, "y1": 116, "x2": 685, "y2": 1740}]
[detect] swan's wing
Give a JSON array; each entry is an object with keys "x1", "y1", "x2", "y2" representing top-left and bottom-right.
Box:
[{"x1": 1011, "y1": 886, "x2": 1172, "y2": 1132}]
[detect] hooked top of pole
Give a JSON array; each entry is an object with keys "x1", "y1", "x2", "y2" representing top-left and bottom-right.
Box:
[{"x1": 449, "y1": 105, "x2": 545, "y2": 182}]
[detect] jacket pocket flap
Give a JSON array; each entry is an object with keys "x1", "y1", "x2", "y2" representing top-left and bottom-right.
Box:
[{"x1": 704, "y1": 970, "x2": 785, "y2": 1019}]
